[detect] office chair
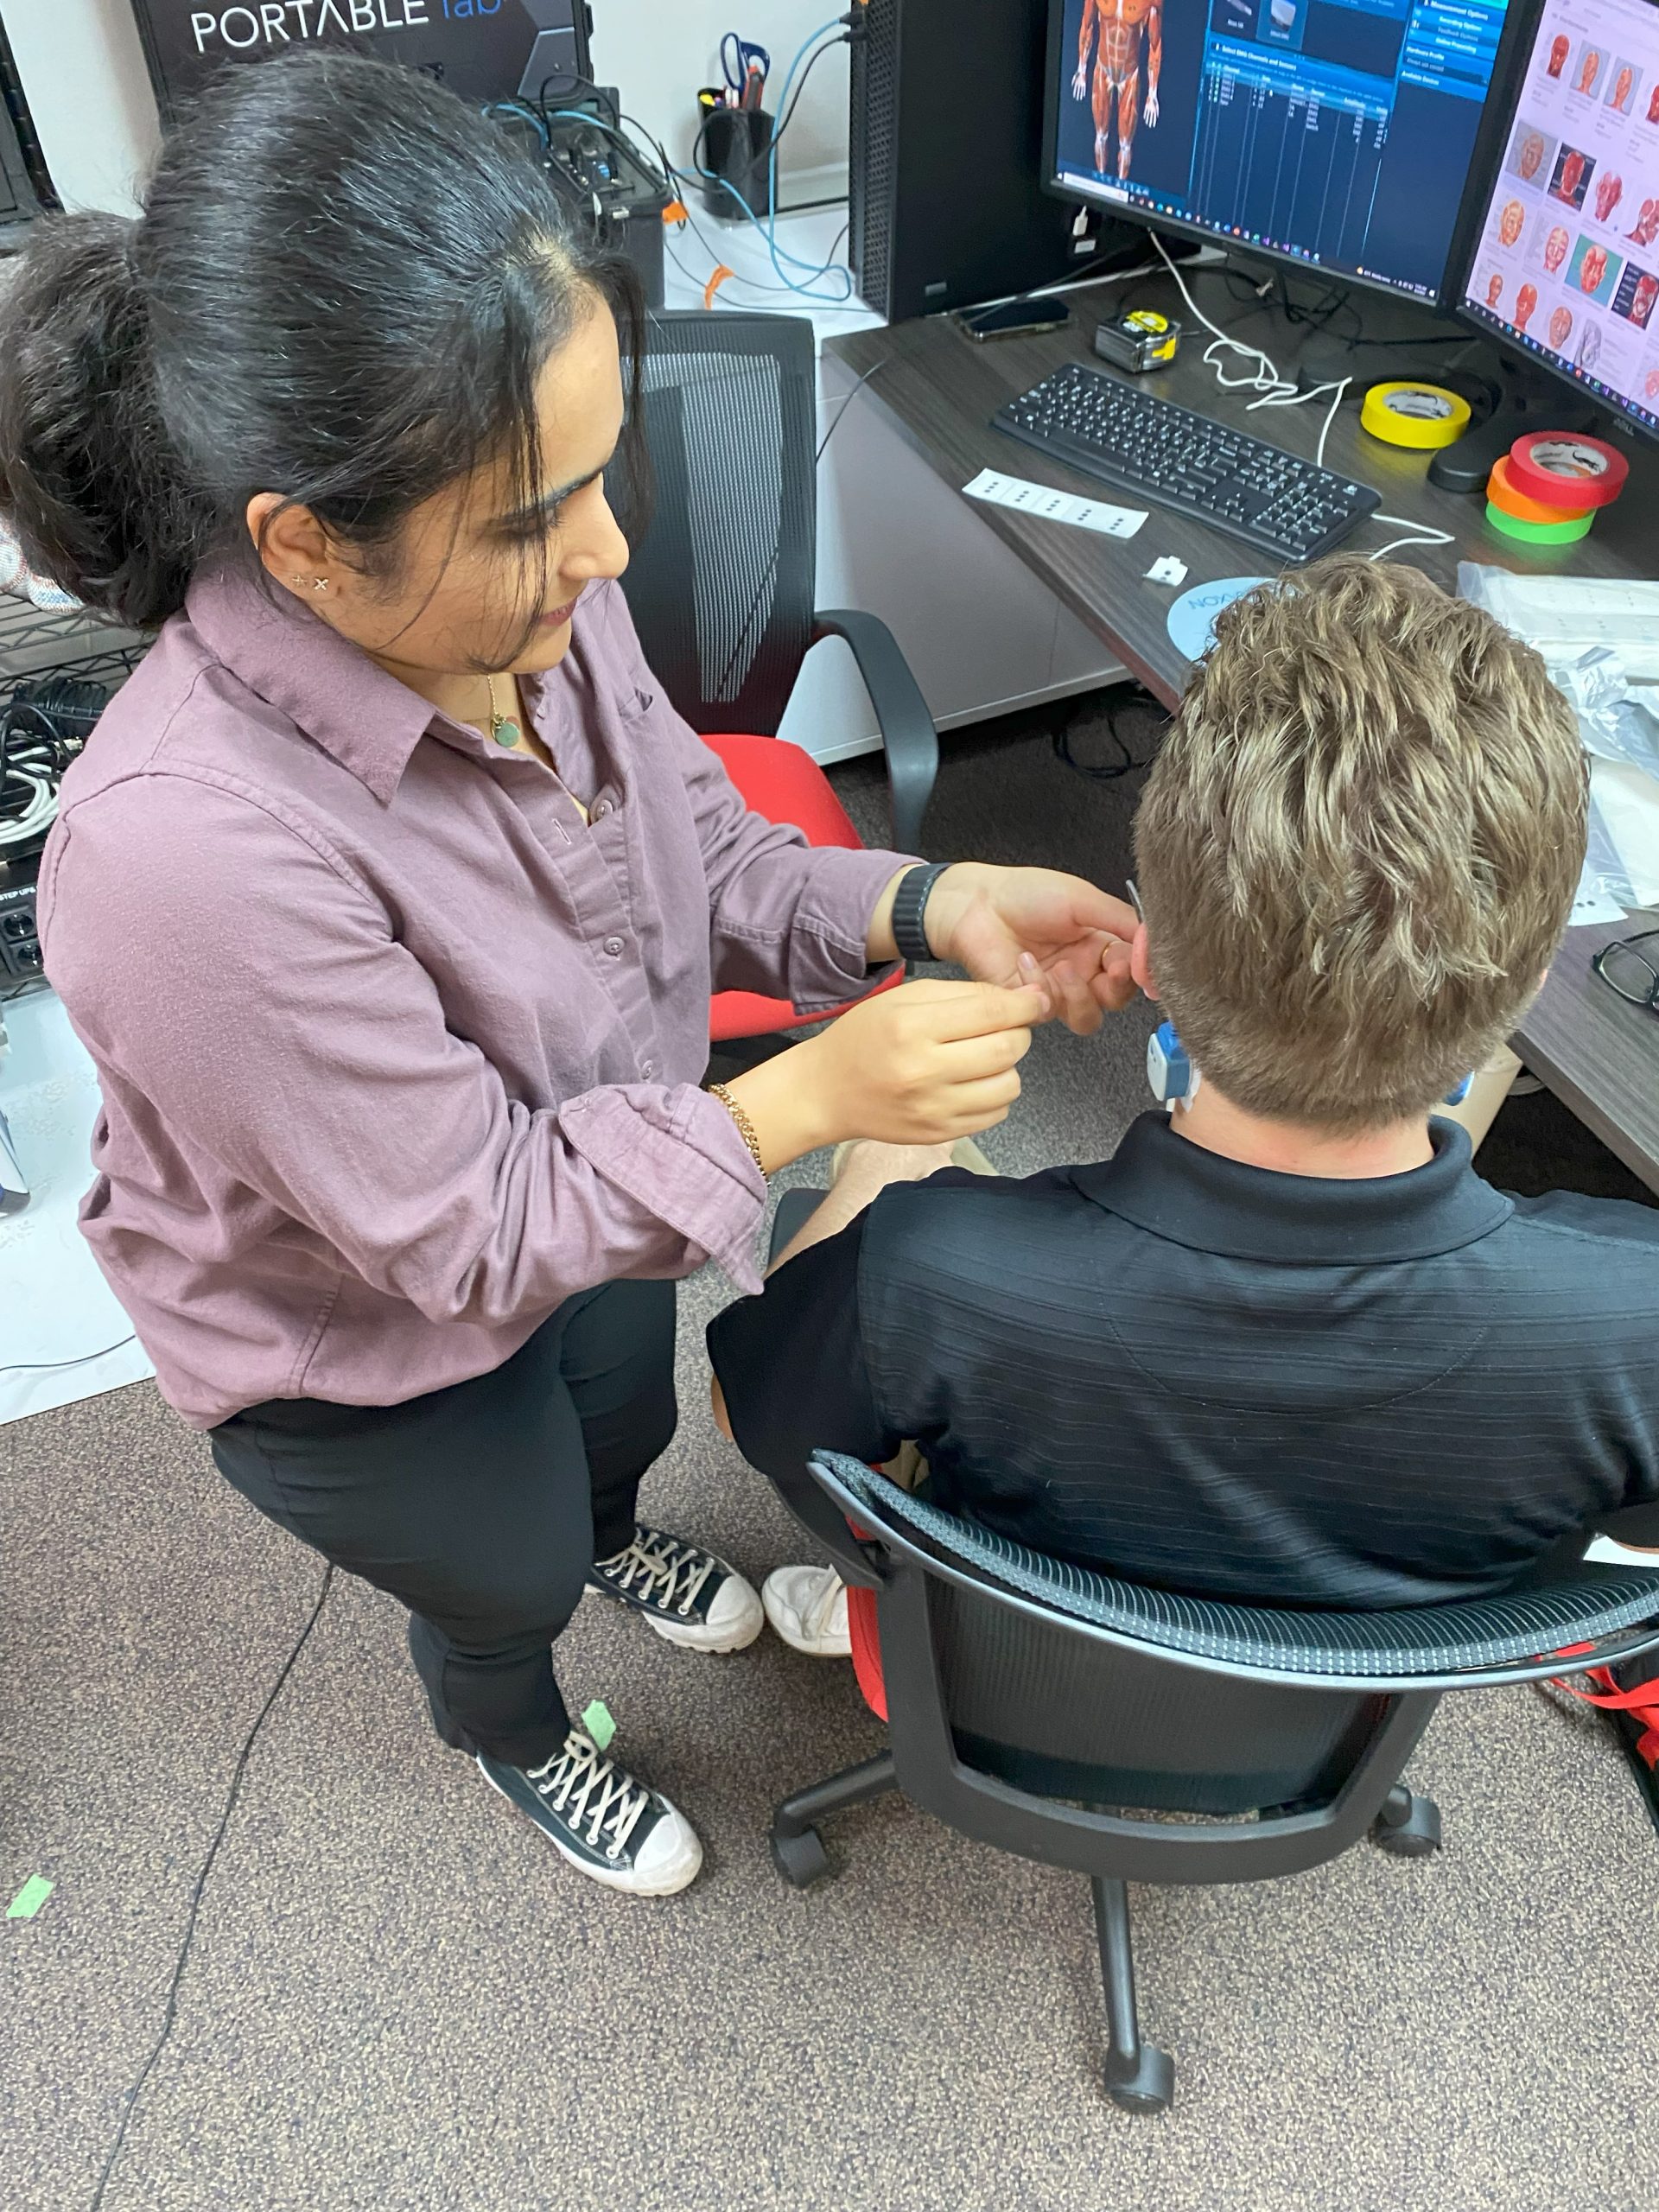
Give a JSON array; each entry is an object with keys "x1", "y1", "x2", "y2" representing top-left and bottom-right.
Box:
[
  {"x1": 619, "y1": 311, "x2": 939, "y2": 1044},
  {"x1": 761, "y1": 1442, "x2": 1659, "y2": 2115}
]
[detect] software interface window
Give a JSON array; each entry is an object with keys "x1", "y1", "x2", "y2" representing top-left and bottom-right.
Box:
[
  {"x1": 1462, "y1": 0, "x2": 1659, "y2": 431},
  {"x1": 1054, "y1": 0, "x2": 1509, "y2": 296}
]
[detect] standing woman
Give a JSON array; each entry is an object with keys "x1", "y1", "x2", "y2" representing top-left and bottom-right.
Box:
[{"x1": 0, "y1": 54, "x2": 1136, "y2": 1898}]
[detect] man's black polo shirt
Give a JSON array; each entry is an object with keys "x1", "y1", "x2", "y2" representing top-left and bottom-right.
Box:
[{"x1": 708, "y1": 1114, "x2": 1659, "y2": 1608}]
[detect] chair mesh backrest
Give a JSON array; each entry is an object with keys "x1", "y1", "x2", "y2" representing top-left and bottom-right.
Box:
[
  {"x1": 816, "y1": 1453, "x2": 1659, "y2": 1680},
  {"x1": 617, "y1": 311, "x2": 817, "y2": 737}
]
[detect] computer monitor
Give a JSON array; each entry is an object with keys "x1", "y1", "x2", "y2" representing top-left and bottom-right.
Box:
[
  {"x1": 1044, "y1": 0, "x2": 1516, "y2": 303},
  {"x1": 1456, "y1": 0, "x2": 1659, "y2": 437}
]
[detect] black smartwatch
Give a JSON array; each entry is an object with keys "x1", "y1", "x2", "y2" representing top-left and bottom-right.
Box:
[{"x1": 889, "y1": 862, "x2": 951, "y2": 965}]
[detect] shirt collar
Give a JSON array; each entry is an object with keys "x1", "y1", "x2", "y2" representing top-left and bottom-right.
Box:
[
  {"x1": 186, "y1": 563, "x2": 459, "y2": 804},
  {"x1": 1071, "y1": 1110, "x2": 1512, "y2": 1265}
]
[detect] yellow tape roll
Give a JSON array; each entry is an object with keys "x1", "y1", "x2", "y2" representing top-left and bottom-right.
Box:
[{"x1": 1360, "y1": 381, "x2": 1472, "y2": 449}]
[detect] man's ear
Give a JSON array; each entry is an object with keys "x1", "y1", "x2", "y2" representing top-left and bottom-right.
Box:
[{"x1": 1129, "y1": 922, "x2": 1160, "y2": 1002}]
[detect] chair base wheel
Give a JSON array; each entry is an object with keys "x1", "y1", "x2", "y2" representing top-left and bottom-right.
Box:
[
  {"x1": 1106, "y1": 2044, "x2": 1174, "y2": 2114},
  {"x1": 770, "y1": 1824, "x2": 832, "y2": 1887},
  {"x1": 1371, "y1": 1792, "x2": 1441, "y2": 1858}
]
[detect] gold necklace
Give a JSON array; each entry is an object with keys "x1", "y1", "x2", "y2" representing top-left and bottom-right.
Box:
[{"x1": 485, "y1": 672, "x2": 522, "y2": 749}]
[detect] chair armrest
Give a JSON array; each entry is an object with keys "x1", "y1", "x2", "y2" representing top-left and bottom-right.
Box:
[{"x1": 811, "y1": 608, "x2": 939, "y2": 856}]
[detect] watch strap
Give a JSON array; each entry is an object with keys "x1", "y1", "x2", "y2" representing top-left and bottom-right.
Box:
[{"x1": 890, "y1": 862, "x2": 950, "y2": 965}]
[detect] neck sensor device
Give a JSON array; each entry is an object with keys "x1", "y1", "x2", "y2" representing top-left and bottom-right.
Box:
[{"x1": 1147, "y1": 1020, "x2": 1198, "y2": 1107}]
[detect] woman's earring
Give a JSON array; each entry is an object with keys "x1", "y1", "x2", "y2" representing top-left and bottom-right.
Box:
[{"x1": 289, "y1": 575, "x2": 329, "y2": 594}]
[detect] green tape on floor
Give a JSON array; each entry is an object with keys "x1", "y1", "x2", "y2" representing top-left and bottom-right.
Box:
[
  {"x1": 7, "y1": 1876, "x2": 54, "y2": 1920},
  {"x1": 581, "y1": 1700, "x2": 616, "y2": 1751}
]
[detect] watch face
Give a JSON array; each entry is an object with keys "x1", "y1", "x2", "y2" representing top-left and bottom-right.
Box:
[{"x1": 131, "y1": 2, "x2": 583, "y2": 114}]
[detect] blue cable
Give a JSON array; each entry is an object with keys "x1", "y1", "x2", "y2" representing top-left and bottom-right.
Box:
[
  {"x1": 762, "y1": 20, "x2": 843, "y2": 248},
  {"x1": 690, "y1": 22, "x2": 855, "y2": 302},
  {"x1": 482, "y1": 99, "x2": 550, "y2": 148}
]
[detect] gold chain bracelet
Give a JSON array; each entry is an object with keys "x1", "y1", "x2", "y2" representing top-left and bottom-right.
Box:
[{"x1": 707, "y1": 1081, "x2": 768, "y2": 1180}]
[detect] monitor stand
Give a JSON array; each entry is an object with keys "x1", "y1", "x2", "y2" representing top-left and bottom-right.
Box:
[{"x1": 1426, "y1": 358, "x2": 1599, "y2": 493}]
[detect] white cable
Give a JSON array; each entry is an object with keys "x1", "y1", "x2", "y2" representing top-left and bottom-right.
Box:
[
  {"x1": 1367, "y1": 511, "x2": 1456, "y2": 563},
  {"x1": 1150, "y1": 231, "x2": 1293, "y2": 397},
  {"x1": 0, "y1": 766, "x2": 55, "y2": 846},
  {"x1": 1316, "y1": 377, "x2": 1350, "y2": 468}
]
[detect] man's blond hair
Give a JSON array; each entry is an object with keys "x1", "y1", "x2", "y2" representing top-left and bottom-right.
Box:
[{"x1": 1133, "y1": 557, "x2": 1586, "y2": 1130}]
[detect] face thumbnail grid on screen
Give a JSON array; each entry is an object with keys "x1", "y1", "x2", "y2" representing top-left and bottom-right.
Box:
[{"x1": 1460, "y1": 0, "x2": 1659, "y2": 433}]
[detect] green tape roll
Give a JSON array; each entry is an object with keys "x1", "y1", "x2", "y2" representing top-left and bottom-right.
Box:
[{"x1": 1484, "y1": 499, "x2": 1594, "y2": 544}]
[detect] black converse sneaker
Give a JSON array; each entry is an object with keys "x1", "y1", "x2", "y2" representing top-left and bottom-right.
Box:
[
  {"x1": 587, "y1": 1525, "x2": 764, "y2": 1653},
  {"x1": 477, "y1": 1732, "x2": 702, "y2": 1896}
]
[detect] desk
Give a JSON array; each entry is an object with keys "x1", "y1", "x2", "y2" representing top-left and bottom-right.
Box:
[
  {"x1": 661, "y1": 208, "x2": 1128, "y2": 766},
  {"x1": 826, "y1": 270, "x2": 1659, "y2": 1192}
]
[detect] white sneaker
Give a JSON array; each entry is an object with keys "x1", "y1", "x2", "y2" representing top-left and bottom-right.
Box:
[
  {"x1": 587, "y1": 1525, "x2": 764, "y2": 1653},
  {"x1": 762, "y1": 1565, "x2": 852, "y2": 1657}
]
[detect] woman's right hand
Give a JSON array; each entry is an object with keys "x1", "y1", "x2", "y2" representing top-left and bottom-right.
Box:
[{"x1": 722, "y1": 976, "x2": 1048, "y2": 1174}]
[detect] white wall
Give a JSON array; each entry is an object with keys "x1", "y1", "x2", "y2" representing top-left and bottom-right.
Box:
[
  {"x1": 1, "y1": 0, "x2": 160, "y2": 215},
  {"x1": 0, "y1": 1, "x2": 849, "y2": 218}
]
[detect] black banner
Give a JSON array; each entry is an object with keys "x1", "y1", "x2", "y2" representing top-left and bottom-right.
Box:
[{"x1": 129, "y1": 1, "x2": 590, "y2": 117}]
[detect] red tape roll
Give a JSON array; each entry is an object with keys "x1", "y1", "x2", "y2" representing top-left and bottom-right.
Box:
[
  {"x1": 1507, "y1": 432, "x2": 1630, "y2": 510},
  {"x1": 1486, "y1": 454, "x2": 1592, "y2": 524}
]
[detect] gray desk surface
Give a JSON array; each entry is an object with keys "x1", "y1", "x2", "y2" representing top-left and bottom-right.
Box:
[{"x1": 828, "y1": 271, "x2": 1659, "y2": 1192}]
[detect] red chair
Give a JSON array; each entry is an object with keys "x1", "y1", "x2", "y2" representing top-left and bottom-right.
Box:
[{"x1": 617, "y1": 313, "x2": 940, "y2": 1044}]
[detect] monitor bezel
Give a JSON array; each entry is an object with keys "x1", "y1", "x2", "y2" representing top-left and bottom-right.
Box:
[
  {"x1": 1444, "y1": 0, "x2": 1659, "y2": 444},
  {"x1": 1040, "y1": 0, "x2": 1529, "y2": 311}
]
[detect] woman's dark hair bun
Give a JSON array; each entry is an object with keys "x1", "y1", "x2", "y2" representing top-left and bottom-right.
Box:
[
  {"x1": 0, "y1": 51, "x2": 643, "y2": 634},
  {"x1": 0, "y1": 211, "x2": 207, "y2": 627}
]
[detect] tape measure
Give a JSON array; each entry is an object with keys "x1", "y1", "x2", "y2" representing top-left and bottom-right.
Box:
[
  {"x1": 1485, "y1": 453, "x2": 1592, "y2": 525},
  {"x1": 1484, "y1": 499, "x2": 1595, "y2": 544},
  {"x1": 1505, "y1": 431, "x2": 1630, "y2": 509},
  {"x1": 1360, "y1": 381, "x2": 1472, "y2": 449}
]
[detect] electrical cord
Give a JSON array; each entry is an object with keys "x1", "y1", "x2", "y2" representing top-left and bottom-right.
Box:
[
  {"x1": 687, "y1": 22, "x2": 859, "y2": 301},
  {"x1": 626, "y1": 111, "x2": 861, "y2": 313},
  {"x1": 1367, "y1": 512, "x2": 1457, "y2": 563},
  {"x1": 87, "y1": 1565, "x2": 336, "y2": 2212},
  {"x1": 1051, "y1": 684, "x2": 1168, "y2": 783},
  {"x1": 816, "y1": 357, "x2": 885, "y2": 461},
  {"x1": 0, "y1": 1337, "x2": 137, "y2": 1377},
  {"x1": 0, "y1": 678, "x2": 110, "y2": 849}
]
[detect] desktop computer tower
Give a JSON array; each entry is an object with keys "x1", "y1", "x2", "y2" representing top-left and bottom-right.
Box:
[{"x1": 849, "y1": 0, "x2": 1140, "y2": 321}]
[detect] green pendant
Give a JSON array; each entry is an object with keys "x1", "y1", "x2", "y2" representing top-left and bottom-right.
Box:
[{"x1": 492, "y1": 720, "x2": 521, "y2": 748}]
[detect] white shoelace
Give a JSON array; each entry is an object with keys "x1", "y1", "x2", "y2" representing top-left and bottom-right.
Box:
[
  {"x1": 596, "y1": 1529, "x2": 716, "y2": 1619},
  {"x1": 529, "y1": 1732, "x2": 652, "y2": 1860},
  {"x1": 801, "y1": 1568, "x2": 847, "y2": 1639}
]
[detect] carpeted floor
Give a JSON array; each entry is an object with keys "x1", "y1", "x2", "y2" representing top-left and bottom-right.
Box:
[{"x1": 4, "y1": 704, "x2": 1658, "y2": 2212}]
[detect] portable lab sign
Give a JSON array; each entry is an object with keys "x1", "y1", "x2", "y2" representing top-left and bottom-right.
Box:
[{"x1": 128, "y1": 0, "x2": 590, "y2": 118}]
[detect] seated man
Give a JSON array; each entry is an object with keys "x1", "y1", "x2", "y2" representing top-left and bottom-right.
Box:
[{"x1": 708, "y1": 557, "x2": 1659, "y2": 1684}]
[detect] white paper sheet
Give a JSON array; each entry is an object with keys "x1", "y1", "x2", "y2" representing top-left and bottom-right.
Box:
[
  {"x1": 963, "y1": 468, "x2": 1147, "y2": 539},
  {"x1": 0, "y1": 988, "x2": 152, "y2": 1426}
]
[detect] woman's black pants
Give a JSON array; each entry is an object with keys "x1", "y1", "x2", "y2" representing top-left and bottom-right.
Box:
[{"x1": 211, "y1": 1280, "x2": 677, "y2": 1770}]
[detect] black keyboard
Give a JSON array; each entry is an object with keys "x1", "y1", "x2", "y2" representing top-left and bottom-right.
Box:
[{"x1": 994, "y1": 363, "x2": 1381, "y2": 564}]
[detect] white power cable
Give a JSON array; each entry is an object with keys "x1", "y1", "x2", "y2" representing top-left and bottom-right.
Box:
[
  {"x1": 1151, "y1": 230, "x2": 1293, "y2": 396},
  {"x1": 1367, "y1": 512, "x2": 1457, "y2": 563},
  {"x1": 0, "y1": 766, "x2": 54, "y2": 847}
]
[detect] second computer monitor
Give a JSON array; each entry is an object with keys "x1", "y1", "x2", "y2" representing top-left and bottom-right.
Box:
[{"x1": 1046, "y1": 0, "x2": 1515, "y2": 302}]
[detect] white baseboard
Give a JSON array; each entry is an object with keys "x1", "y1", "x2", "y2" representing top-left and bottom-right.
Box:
[
  {"x1": 802, "y1": 669, "x2": 1131, "y2": 768},
  {"x1": 778, "y1": 159, "x2": 849, "y2": 211}
]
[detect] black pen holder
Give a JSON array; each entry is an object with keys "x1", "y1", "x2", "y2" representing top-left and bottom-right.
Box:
[{"x1": 698, "y1": 106, "x2": 774, "y2": 222}]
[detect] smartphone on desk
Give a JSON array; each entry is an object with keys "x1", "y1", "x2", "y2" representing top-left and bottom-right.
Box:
[{"x1": 960, "y1": 298, "x2": 1071, "y2": 342}]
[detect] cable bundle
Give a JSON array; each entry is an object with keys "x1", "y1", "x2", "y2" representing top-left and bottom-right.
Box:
[{"x1": 0, "y1": 675, "x2": 109, "y2": 852}]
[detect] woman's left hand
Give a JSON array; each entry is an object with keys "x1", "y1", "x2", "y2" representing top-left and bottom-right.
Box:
[{"x1": 912, "y1": 863, "x2": 1140, "y2": 1035}]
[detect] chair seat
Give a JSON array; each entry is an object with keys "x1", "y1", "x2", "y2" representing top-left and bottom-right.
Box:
[
  {"x1": 815, "y1": 1452, "x2": 1659, "y2": 1681},
  {"x1": 705, "y1": 734, "x2": 900, "y2": 1043}
]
